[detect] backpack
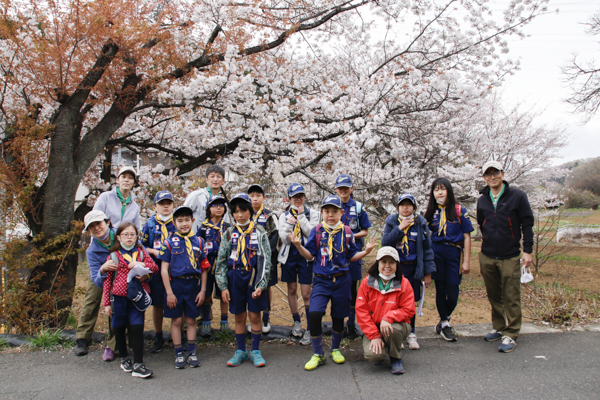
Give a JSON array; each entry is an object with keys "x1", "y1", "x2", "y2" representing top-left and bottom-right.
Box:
[
  {"x1": 109, "y1": 249, "x2": 145, "y2": 313},
  {"x1": 145, "y1": 217, "x2": 156, "y2": 245},
  {"x1": 355, "y1": 201, "x2": 363, "y2": 230},
  {"x1": 314, "y1": 223, "x2": 353, "y2": 255}
]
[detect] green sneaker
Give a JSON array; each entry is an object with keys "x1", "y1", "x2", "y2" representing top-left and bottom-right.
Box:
[
  {"x1": 331, "y1": 349, "x2": 345, "y2": 364},
  {"x1": 304, "y1": 354, "x2": 326, "y2": 371}
]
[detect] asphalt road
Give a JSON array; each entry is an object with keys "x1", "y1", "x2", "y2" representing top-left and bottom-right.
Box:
[{"x1": 1, "y1": 331, "x2": 598, "y2": 400}]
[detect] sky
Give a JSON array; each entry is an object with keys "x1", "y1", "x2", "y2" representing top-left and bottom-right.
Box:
[{"x1": 496, "y1": 0, "x2": 600, "y2": 164}]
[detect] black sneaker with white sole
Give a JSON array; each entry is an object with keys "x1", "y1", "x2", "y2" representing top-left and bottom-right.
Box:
[
  {"x1": 435, "y1": 321, "x2": 442, "y2": 335},
  {"x1": 120, "y1": 357, "x2": 133, "y2": 373},
  {"x1": 441, "y1": 326, "x2": 457, "y2": 342},
  {"x1": 132, "y1": 363, "x2": 153, "y2": 378}
]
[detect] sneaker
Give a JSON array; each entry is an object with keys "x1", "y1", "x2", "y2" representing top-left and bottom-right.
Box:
[
  {"x1": 246, "y1": 324, "x2": 252, "y2": 333},
  {"x1": 305, "y1": 354, "x2": 326, "y2": 371},
  {"x1": 262, "y1": 320, "x2": 272, "y2": 334},
  {"x1": 102, "y1": 347, "x2": 115, "y2": 362},
  {"x1": 220, "y1": 321, "x2": 230, "y2": 332},
  {"x1": 435, "y1": 321, "x2": 442, "y2": 335},
  {"x1": 498, "y1": 336, "x2": 517, "y2": 353},
  {"x1": 227, "y1": 350, "x2": 249, "y2": 367},
  {"x1": 346, "y1": 324, "x2": 359, "y2": 340},
  {"x1": 372, "y1": 359, "x2": 385, "y2": 366},
  {"x1": 151, "y1": 336, "x2": 165, "y2": 353},
  {"x1": 175, "y1": 351, "x2": 186, "y2": 369},
  {"x1": 299, "y1": 330, "x2": 311, "y2": 346},
  {"x1": 200, "y1": 323, "x2": 212, "y2": 337},
  {"x1": 441, "y1": 326, "x2": 457, "y2": 342},
  {"x1": 187, "y1": 351, "x2": 201, "y2": 368},
  {"x1": 248, "y1": 350, "x2": 266, "y2": 367},
  {"x1": 74, "y1": 339, "x2": 88, "y2": 356},
  {"x1": 120, "y1": 357, "x2": 133, "y2": 373},
  {"x1": 407, "y1": 333, "x2": 420, "y2": 350},
  {"x1": 132, "y1": 363, "x2": 153, "y2": 378},
  {"x1": 390, "y1": 357, "x2": 405, "y2": 375},
  {"x1": 484, "y1": 329, "x2": 503, "y2": 342},
  {"x1": 331, "y1": 349, "x2": 345, "y2": 364},
  {"x1": 291, "y1": 321, "x2": 303, "y2": 337}
]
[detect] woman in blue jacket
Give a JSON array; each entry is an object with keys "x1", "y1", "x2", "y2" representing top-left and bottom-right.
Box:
[{"x1": 381, "y1": 194, "x2": 435, "y2": 350}]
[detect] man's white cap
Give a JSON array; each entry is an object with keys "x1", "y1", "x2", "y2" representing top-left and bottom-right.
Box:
[
  {"x1": 83, "y1": 210, "x2": 108, "y2": 232},
  {"x1": 118, "y1": 165, "x2": 137, "y2": 180},
  {"x1": 376, "y1": 246, "x2": 399, "y2": 262},
  {"x1": 482, "y1": 161, "x2": 503, "y2": 174}
]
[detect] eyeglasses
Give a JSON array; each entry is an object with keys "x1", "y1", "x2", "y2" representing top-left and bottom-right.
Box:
[
  {"x1": 483, "y1": 170, "x2": 502, "y2": 178},
  {"x1": 119, "y1": 233, "x2": 137, "y2": 238}
]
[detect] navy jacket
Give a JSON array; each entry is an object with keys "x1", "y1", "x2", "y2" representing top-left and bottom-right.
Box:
[
  {"x1": 381, "y1": 214, "x2": 436, "y2": 280},
  {"x1": 477, "y1": 181, "x2": 534, "y2": 260}
]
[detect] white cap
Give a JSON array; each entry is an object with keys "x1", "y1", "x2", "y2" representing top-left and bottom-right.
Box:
[
  {"x1": 482, "y1": 161, "x2": 503, "y2": 174},
  {"x1": 83, "y1": 210, "x2": 108, "y2": 232},
  {"x1": 376, "y1": 246, "x2": 399, "y2": 262},
  {"x1": 118, "y1": 165, "x2": 137, "y2": 180}
]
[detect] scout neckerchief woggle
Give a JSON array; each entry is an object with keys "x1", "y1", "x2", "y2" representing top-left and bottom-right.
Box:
[
  {"x1": 398, "y1": 215, "x2": 415, "y2": 255},
  {"x1": 176, "y1": 231, "x2": 197, "y2": 270},
  {"x1": 322, "y1": 223, "x2": 343, "y2": 261}
]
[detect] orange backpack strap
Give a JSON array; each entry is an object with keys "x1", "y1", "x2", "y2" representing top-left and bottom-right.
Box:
[{"x1": 455, "y1": 204, "x2": 462, "y2": 224}]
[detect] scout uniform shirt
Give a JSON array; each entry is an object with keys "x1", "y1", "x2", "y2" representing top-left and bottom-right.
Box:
[
  {"x1": 158, "y1": 233, "x2": 210, "y2": 277},
  {"x1": 304, "y1": 224, "x2": 361, "y2": 276},
  {"x1": 430, "y1": 205, "x2": 474, "y2": 244}
]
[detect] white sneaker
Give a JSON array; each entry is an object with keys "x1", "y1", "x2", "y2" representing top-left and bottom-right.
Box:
[
  {"x1": 299, "y1": 330, "x2": 311, "y2": 345},
  {"x1": 246, "y1": 324, "x2": 252, "y2": 333},
  {"x1": 407, "y1": 333, "x2": 420, "y2": 350},
  {"x1": 291, "y1": 321, "x2": 303, "y2": 337},
  {"x1": 262, "y1": 320, "x2": 272, "y2": 334}
]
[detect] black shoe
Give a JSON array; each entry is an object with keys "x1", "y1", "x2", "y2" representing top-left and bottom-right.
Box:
[
  {"x1": 132, "y1": 363, "x2": 153, "y2": 378},
  {"x1": 441, "y1": 325, "x2": 457, "y2": 342},
  {"x1": 120, "y1": 357, "x2": 133, "y2": 373},
  {"x1": 345, "y1": 325, "x2": 359, "y2": 340},
  {"x1": 390, "y1": 357, "x2": 405, "y2": 375},
  {"x1": 435, "y1": 321, "x2": 442, "y2": 335},
  {"x1": 74, "y1": 339, "x2": 88, "y2": 356},
  {"x1": 151, "y1": 336, "x2": 165, "y2": 353}
]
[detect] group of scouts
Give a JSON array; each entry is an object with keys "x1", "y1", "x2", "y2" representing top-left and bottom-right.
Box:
[{"x1": 75, "y1": 164, "x2": 478, "y2": 378}]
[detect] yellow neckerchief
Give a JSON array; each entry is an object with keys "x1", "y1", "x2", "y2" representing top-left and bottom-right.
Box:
[
  {"x1": 235, "y1": 221, "x2": 255, "y2": 268},
  {"x1": 120, "y1": 248, "x2": 139, "y2": 264},
  {"x1": 322, "y1": 222, "x2": 343, "y2": 261},
  {"x1": 397, "y1": 215, "x2": 415, "y2": 255},
  {"x1": 176, "y1": 230, "x2": 197, "y2": 270},
  {"x1": 289, "y1": 208, "x2": 302, "y2": 238},
  {"x1": 156, "y1": 215, "x2": 173, "y2": 242},
  {"x1": 252, "y1": 204, "x2": 265, "y2": 224},
  {"x1": 437, "y1": 205, "x2": 447, "y2": 237},
  {"x1": 202, "y1": 217, "x2": 224, "y2": 232}
]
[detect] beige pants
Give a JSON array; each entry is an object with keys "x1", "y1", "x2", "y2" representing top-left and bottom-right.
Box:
[
  {"x1": 75, "y1": 278, "x2": 116, "y2": 350},
  {"x1": 362, "y1": 322, "x2": 411, "y2": 362},
  {"x1": 479, "y1": 252, "x2": 522, "y2": 340}
]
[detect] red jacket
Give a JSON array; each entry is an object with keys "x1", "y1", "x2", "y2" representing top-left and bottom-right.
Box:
[
  {"x1": 356, "y1": 275, "x2": 415, "y2": 341},
  {"x1": 103, "y1": 247, "x2": 158, "y2": 307}
]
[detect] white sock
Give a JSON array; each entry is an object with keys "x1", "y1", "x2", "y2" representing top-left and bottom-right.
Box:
[{"x1": 441, "y1": 321, "x2": 449, "y2": 328}]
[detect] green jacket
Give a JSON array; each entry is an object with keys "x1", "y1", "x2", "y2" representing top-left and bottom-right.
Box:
[{"x1": 215, "y1": 225, "x2": 271, "y2": 291}]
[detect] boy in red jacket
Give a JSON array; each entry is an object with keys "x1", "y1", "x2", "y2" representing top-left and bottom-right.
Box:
[{"x1": 356, "y1": 246, "x2": 415, "y2": 375}]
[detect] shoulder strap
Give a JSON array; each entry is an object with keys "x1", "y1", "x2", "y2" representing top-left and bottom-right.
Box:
[
  {"x1": 455, "y1": 204, "x2": 462, "y2": 225},
  {"x1": 146, "y1": 217, "x2": 156, "y2": 244},
  {"x1": 226, "y1": 226, "x2": 234, "y2": 242},
  {"x1": 355, "y1": 201, "x2": 362, "y2": 230},
  {"x1": 344, "y1": 225, "x2": 352, "y2": 253},
  {"x1": 304, "y1": 207, "x2": 311, "y2": 219}
]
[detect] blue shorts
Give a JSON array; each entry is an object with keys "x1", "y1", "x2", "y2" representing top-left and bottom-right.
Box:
[
  {"x1": 310, "y1": 272, "x2": 351, "y2": 319},
  {"x1": 148, "y1": 272, "x2": 165, "y2": 306},
  {"x1": 163, "y1": 275, "x2": 202, "y2": 319},
  {"x1": 111, "y1": 295, "x2": 145, "y2": 328},
  {"x1": 401, "y1": 264, "x2": 422, "y2": 302},
  {"x1": 348, "y1": 260, "x2": 363, "y2": 281},
  {"x1": 204, "y1": 272, "x2": 222, "y2": 299},
  {"x1": 431, "y1": 242, "x2": 463, "y2": 285},
  {"x1": 227, "y1": 268, "x2": 268, "y2": 315},
  {"x1": 281, "y1": 257, "x2": 313, "y2": 285}
]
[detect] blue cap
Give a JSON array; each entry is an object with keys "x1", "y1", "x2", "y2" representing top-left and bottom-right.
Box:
[
  {"x1": 248, "y1": 184, "x2": 265, "y2": 195},
  {"x1": 173, "y1": 205, "x2": 193, "y2": 218},
  {"x1": 335, "y1": 174, "x2": 353, "y2": 188},
  {"x1": 127, "y1": 279, "x2": 152, "y2": 312},
  {"x1": 287, "y1": 183, "x2": 305, "y2": 198},
  {"x1": 397, "y1": 193, "x2": 417, "y2": 208},
  {"x1": 230, "y1": 192, "x2": 252, "y2": 205},
  {"x1": 207, "y1": 194, "x2": 227, "y2": 207},
  {"x1": 153, "y1": 190, "x2": 174, "y2": 204},
  {"x1": 322, "y1": 195, "x2": 342, "y2": 209}
]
